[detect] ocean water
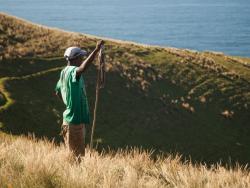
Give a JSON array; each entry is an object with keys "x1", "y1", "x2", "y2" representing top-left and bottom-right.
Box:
[{"x1": 1, "y1": 0, "x2": 250, "y2": 57}]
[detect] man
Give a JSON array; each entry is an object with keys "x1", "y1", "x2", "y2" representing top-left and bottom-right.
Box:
[{"x1": 55, "y1": 40, "x2": 104, "y2": 160}]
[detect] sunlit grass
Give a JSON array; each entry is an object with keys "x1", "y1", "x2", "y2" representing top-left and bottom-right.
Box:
[{"x1": 0, "y1": 134, "x2": 249, "y2": 188}]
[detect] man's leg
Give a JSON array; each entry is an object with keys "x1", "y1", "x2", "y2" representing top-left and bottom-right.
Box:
[
  {"x1": 61, "y1": 124, "x2": 69, "y2": 147},
  {"x1": 62, "y1": 124, "x2": 85, "y2": 162}
]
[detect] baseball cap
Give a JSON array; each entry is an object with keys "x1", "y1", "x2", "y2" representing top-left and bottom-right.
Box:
[{"x1": 64, "y1": 47, "x2": 87, "y2": 61}]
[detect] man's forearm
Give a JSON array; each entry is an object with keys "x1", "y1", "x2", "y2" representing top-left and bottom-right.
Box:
[{"x1": 76, "y1": 48, "x2": 99, "y2": 75}]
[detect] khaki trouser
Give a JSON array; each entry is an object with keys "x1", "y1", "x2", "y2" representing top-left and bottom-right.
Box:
[{"x1": 61, "y1": 123, "x2": 86, "y2": 158}]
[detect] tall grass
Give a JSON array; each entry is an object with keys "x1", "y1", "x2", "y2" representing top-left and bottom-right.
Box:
[{"x1": 0, "y1": 134, "x2": 249, "y2": 188}]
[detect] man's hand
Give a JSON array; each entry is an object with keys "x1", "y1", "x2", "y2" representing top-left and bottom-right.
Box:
[
  {"x1": 95, "y1": 40, "x2": 105, "y2": 51},
  {"x1": 55, "y1": 91, "x2": 62, "y2": 100},
  {"x1": 76, "y1": 40, "x2": 105, "y2": 76}
]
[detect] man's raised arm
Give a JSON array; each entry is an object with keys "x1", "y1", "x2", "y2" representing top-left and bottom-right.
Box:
[{"x1": 76, "y1": 40, "x2": 104, "y2": 76}]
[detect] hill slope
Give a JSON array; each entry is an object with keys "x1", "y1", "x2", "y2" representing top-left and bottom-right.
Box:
[{"x1": 0, "y1": 12, "x2": 250, "y2": 165}]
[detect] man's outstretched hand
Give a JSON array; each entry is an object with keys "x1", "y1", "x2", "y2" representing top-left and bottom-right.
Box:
[
  {"x1": 76, "y1": 40, "x2": 105, "y2": 75},
  {"x1": 96, "y1": 40, "x2": 105, "y2": 51}
]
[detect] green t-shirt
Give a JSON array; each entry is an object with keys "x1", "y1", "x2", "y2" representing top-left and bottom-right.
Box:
[{"x1": 55, "y1": 66, "x2": 90, "y2": 125}]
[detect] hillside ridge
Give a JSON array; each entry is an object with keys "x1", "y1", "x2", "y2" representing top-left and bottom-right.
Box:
[{"x1": 0, "y1": 12, "x2": 250, "y2": 165}]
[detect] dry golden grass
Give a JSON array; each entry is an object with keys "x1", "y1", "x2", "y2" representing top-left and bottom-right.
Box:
[{"x1": 0, "y1": 134, "x2": 249, "y2": 188}]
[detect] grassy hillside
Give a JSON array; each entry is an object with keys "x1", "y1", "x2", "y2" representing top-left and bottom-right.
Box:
[
  {"x1": 0, "y1": 133, "x2": 250, "y2": 188},
  {"x1": 0, "y1": 12, "x2": 250, "y2": 165}
]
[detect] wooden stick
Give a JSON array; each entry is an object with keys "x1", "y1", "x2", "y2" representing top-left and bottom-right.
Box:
[
  {"x1": 90, "y1": 46, "x2": 104, "y2": 150},
  {"x1": 90, "y1": 76, "x2": 100, "y2": 150}
]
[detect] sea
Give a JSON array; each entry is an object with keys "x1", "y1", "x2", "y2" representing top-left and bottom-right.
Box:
[{"x1": 1, "y1": 0, "x2": 250, "y2": 57}]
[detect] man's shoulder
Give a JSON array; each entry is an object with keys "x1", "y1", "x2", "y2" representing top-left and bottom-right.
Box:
[
  {"x1": 63, "y1": 66, "x2": 77, "y2": 72},
  {"x1": 62, "y1": 66, "x2": 81, "y2": 83},
  {"x1": 61, "y1": 66, "x2": 78, "y2": 78}
]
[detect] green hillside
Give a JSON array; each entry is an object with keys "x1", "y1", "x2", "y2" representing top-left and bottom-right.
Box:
[{"x1": 0, "y1": 12, "x2": 250, "y2": 165}]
